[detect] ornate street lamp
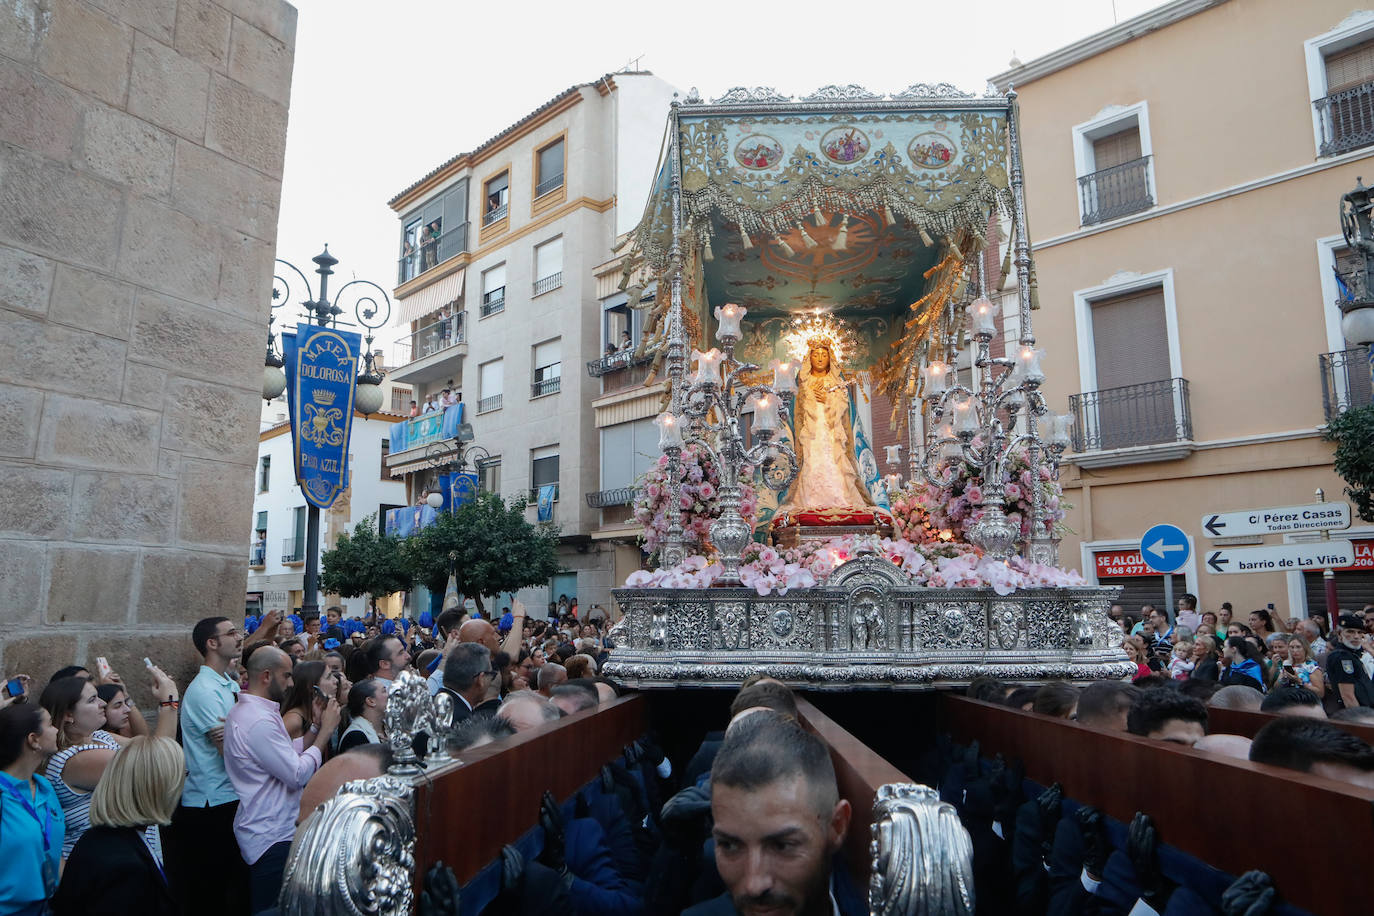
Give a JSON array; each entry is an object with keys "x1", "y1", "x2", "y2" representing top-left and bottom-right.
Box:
[
  {"x1": 422, "y1": 429, "x2": 490, "y2": 511},
  {"x1": 264, "y1": 246, "x2": 392, "y2": 619},
  {"x1": 1339, "y1": 177, "x2": 1374, "y2": 360}
]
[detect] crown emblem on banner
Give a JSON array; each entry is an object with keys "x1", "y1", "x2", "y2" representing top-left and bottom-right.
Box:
[{"x1": 311, "y1": 388, "x2": 337, "y2": 406}]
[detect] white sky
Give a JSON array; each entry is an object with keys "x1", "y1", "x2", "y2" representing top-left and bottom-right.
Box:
[{"x1": 272, "y1": 0, "x2": 1168, "y2": 352}]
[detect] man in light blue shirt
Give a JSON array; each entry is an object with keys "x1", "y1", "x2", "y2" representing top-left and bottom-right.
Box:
[{"x1": 164, "y1": 616, "x2": 248, "y2": 916}]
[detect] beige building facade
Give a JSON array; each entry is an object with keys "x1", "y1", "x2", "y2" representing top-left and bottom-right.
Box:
[
  {"x1": 992, "y1": 0, "x2": 1374, "y2": 618},
  {"x1": 0, "y1": 0, "x2": 296, "y2": 694}
]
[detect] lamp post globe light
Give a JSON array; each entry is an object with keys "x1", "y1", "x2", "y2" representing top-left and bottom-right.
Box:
[
  {"x1": 1339, "y1": 178, "x2": 1374, "y2": 369},
  {"x1": 261, "y1": 246, "x2": 392, "y2": 619},
  {"x1": 423, "y1": 429, "x2": 490, "y2": 512}
]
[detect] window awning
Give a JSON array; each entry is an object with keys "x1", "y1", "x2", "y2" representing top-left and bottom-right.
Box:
[{"x1": 395, "y1": 267, "x2": 465, "y2": 325}]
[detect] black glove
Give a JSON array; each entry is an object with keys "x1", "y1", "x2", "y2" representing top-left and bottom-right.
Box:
[
  {"x1": 624, "y1": 740, "x2": 643, "y2": 766},
  {"x1": 640, "y1": 736, "x2": 666, "y2": 768},
  {"x1": 574, "y1": 790, "x2": 591, "y2": 820},
  {"x1": 418, "y1": 861, "x2": 461, "y2": 916},
  {"x1": 1127, "y1": 812, "x2": 1173, "y2": 905},
  {"x1": 992, "y1": 757, "x2": 1026, "y2": 828},
  {"x1": 1221, "y1": 871, "x2": 1277, "y2": 916},
  {"x1": 1077, "y1": 806, "x2": 1109, "y2": 880},
  {"x1": 660, "y1": 782, "x2": 713, "y2": 850},
  {"x1": 1035, "y1": 783, "x2": 1063, "y2": 860},
  {"x1": 500, "y1": 845, "x2": 525, "y2": 892},
  {"x1": 537, "y1": 790, "x2": 567, "y2": 875}
]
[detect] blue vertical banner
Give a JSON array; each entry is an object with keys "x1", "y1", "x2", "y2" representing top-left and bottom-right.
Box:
[
  {"x1": 450, "y1": 471, "x2": 478, "y2": 509},
  {"x1": 284, "y1": 323, "x2": 362, "y2": 509},
  {"x1": 537, "y1": 484, "x2": 557, "y2": 522}
]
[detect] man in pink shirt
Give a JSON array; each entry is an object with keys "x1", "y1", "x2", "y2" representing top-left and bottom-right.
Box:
[{"x1": 224, "y1": 646, "x2": 339, "y2": 913}]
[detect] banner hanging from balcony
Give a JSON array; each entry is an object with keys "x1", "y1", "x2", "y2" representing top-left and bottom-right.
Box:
[
  {"x1": 283, "y1": 323, "x2": 362, "y2": 509},
  {"x1": 450, "y1": 471, "x2": 478, "y2": 510},
  {"x1": 537, "y1": 484, "x2": 556, "y2": 522}
]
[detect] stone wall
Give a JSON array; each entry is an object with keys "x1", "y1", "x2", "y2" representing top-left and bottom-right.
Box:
[{"x1": 0, "y1": 0, "x2": 297, "y2": 701}]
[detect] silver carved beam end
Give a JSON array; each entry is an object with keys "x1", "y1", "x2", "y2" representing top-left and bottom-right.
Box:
[{"x1": 869, "y1": 783, "x2": 974, "y2": 916}]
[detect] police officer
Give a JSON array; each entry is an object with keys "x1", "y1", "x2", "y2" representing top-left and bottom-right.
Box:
[{"x1": 1326, "y1": 613, "x2": 1374, "y2": 709}]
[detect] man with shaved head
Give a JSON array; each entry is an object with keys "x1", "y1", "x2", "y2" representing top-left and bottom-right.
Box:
[
  {"x1": 497, "y1": 691, "x2": 562, "y2": 733},
  {"x1": 426, "y1": 600, "x2": 527, "y2": 695},
  {"x1": 225, "y1": 646, "x2": 340, "y2": 912}
]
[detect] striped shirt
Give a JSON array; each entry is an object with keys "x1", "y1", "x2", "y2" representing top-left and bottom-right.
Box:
[{"x1": 46, "y1": 730, "x2": 161, "y2": 862}]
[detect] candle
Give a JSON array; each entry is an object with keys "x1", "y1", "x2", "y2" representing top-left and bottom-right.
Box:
[
  {"x1": 771, "y1": 359, "x2": 797, "y2": 394},
  {"x1": 748, "y1": 393, "x2": 779, "y2": 432},
  {"x1": 1017, "y1": 346, "x2": 1045, "y2": 385},
  {"x1": 655, "y1": 412, "x2": 684, "y2": 450},
  {"x1": 691, "y1": 348, "x2": 723, "y2": 387},
  {"x1": 923, "y1": 361, "x2": 948, "y2": 397},
  {"x1": 953, "y1": 396, "x2": 980, "y2": 436},
  {"x1": 714, "y1": 303, "x2": 747, "y2": 342},
  {"x1": 968, "y1": 297, "x2": 997, "y2": 336}
]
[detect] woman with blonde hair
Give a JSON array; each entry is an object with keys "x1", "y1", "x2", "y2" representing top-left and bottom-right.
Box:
[
  {"x1": 1277, "y1": 635, "x2": 1327, "y2": 699},
  {"x1": 50, "y1": 735, "x2": 183, "y2": 915}
]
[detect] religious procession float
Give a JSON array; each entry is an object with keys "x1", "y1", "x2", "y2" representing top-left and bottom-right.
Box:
[{"x1": 600, "y1": 83, "x2": 1132, "y2": 689}]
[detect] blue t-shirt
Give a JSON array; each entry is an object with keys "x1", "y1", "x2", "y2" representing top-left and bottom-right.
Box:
[{"x1": 0, "y1": 771, "x2": 65, "y2": 910}]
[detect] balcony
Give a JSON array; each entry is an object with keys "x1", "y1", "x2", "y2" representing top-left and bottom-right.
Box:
[
  {"x1": 1315, "y1": 81, "x2": 1374, "y2": 158},
  {"x1": 536, "y1": 173, "x2": 564, "y2": 198},
  {"x1": 1078, "y1": 155, "x2": 1153, "y2": 226},
  {"x1": 483, "y1": 202, "x2": 507, "y2": 226},
  {"x1": 528, "y1": 483, "x2": 560, "y2": 503},
  {"x1": 393, "y1": 311, "x2": 466, "y2": 368},
  {"x1": 398, "y1": 222, "x2": 468, "y2": 285},
  {"x1": 533, "y1": 272, "x2": 563, "y2": 296},
  {"x1": 586, "y1": 487, "x2": 636, "y2": 508},
  {"x1": 1320, "y1": 348, "x2": 1373, "y2": 422},
  {"x1": 531, "y1": 375, "x2": 561, "y2": 398},
  {"x1": 1068, "y1": 377, "x2": 1194, "y2": 468},
  {"x1": 480, "y1": 289, "x2": 505, "y2": 318},
  {"x1": 477, "y1": 394, "x2": 503, "y2": 414},
  {"x1": 281, "y1": 537, "x2": 304, "y2": 565},
  {"x1": 249, "y1": 542, "x2": 266, "y2": 568}
]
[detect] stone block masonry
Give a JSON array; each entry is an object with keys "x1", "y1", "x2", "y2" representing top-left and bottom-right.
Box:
[{"x1": 0, "y1": 0, "x2": 297, "y2": 705}]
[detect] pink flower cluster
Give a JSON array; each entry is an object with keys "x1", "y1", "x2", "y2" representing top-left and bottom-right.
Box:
[
  {"x1": 921, "y1": 447, "x2": 1066, "y2": 544},
  {"x1": 632, "y1": 445, "x2": 758, "y2": 563}
]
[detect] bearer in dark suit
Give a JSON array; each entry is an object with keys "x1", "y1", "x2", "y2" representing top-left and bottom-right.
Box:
[{"x1": 441, "y1": 643, "x2": 499, "y2": 725}]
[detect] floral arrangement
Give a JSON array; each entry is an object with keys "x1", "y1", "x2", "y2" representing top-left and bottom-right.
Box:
[
  {"x1": 919, "y1": 445, "x2": 1065, "y2": 543},
  {"x1": 632, "y1": 444, "x2": 757, "y2": 564},
  {"x1": 625, "y1": 533, "x2": 1086, "y2": 597}
]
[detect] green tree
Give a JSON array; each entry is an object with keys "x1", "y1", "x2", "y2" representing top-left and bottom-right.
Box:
[
  {"x1": 402, "y1": 492, "x2": 562, "y2": 614},
  {"x1": 320, "y1": 513, "x2": 413, "y2": 616},
  {"x1": 1326, "y1": 403, "x2": 1374, "y2": 521}
]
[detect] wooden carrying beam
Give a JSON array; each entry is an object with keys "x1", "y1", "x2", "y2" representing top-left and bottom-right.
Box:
[
  {"x1": 1203, "y1": 705, "x2": 1374, "y2": 745},
  {"x1": 411, "y1": 694, "x2": 648, "y2": 885},
  {"x1": 938, "y1": 695, "x2": 1374, "y2": 915},
  {"x1": 796, "y1": 696, "x2": 912, "y2": 888}
]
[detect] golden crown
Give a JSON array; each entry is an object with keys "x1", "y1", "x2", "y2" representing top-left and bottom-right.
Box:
[{"x1": 312, "y1": 388, "x2": 337, "y2": 406}]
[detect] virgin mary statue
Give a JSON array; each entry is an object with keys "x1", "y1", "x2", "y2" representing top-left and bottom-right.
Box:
[{"x1": 779, "y1": 337, "x2": 875, "y2": 513}]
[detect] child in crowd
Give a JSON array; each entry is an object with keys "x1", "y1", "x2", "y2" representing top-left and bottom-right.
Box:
[{"x1": 1169, "y1": 637, "x2": 1196, "y2": 681}]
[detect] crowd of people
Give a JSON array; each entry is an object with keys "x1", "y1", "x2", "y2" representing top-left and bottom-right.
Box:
[
  {"x1": 1109, "y1": 594, "x2": 1374, "y2": 714},
  {"x1": 0, "y1": 598, "x2": 619, "y2": 915}
]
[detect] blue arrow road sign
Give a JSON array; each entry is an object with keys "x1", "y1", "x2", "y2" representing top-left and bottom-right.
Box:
[{"x1": 1140, "y1": 524, "x2": 1190, "y2": 574}]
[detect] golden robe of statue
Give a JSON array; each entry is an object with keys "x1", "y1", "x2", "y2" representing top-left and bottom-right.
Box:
[{"x1": 780, "y1": 340, "x2": 874, "y2": 513}]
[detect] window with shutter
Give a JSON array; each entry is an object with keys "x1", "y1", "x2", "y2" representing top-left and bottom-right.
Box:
[
  {"x1": 532, "y1": 339, "x2": 561, "y2": 396},
  {"x1": 479, "y1": 359, "x2": 503, "y2": 413},
  {"x1": 531, "y1": 446, "x2": 560, "y2": 502},
  {"x1": 1091, "y1": 127, "x2": 1142, "y2": 170},
  {"x1": 536, "y1": 140, "x2": 564, "y2": 196},
  {"x1": 1326, "y1": 40, "x2": 1374, "y2": 91},
  {"x1": 1088, "y1": 287, "x2": 1176, "y2": 449}
]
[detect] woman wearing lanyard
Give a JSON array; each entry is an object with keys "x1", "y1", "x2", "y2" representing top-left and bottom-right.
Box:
[
  {"x1": 0, "y1": 704, "x2": 65, "y2": 916},
  {"x1": 50, "y1": 736, "x2": 182, "y2": 916}
]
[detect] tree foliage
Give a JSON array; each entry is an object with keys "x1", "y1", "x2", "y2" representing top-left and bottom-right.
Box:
[
  {"x1": 320, "y1": 513, "x2": 413, "y2": 614},
  {"x1": 401, "y1": 492, "x2": 562, "y2": 613},
  {"x1": 1326, "y1": 403, "x2": 1374, "y2": 521}
]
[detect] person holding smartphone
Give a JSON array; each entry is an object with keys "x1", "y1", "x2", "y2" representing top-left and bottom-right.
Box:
[{"x1": 1, "y1": 674, "x2": 32, "y2": 711}]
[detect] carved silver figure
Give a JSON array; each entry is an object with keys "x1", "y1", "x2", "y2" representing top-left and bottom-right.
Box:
[
  {"x1": 869, "y1": 783, "x2": 974, "y2": 915},
  {"x1": 711, "y1": 86, "x2": 794, "y2": 104},
  {"x1": 382, "y1": 669, "x2": 432, "y2": 776},
  {"x1": 279, "y1": 775, "x2": 416, "y2": 916},
  {"x1": 802, "y1": 84, "x2": 884, "y2": 102},
  {"x1": 891, "y1": 82, "x2": 976, "y2": 100}
]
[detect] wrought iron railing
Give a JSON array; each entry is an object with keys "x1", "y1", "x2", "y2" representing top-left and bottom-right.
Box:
[
  {"x1": 531, "y1": 376, "x2": 561, "y2": 398},
  {"x1": 483, "y1": 201, "x2": 507, "y2": 225},
  {"x1": 1078, "y1": 155, "x2": 1153, "y2": 225},
  {"x1": 1335, "y1": 265, "x2": 1374, "y2": 305},
  {"x1": 250, "y1": 543, "x2": 266, "y2": 566},
  {"x1": 1069, "y1": 377, "x2": 1192, "y2": 452},
  {"x1": 397, "y1": 222, "x2": 469, "y2": 284},
  {"x1": 535, "y1": 173, "x2": 564, "y2": 197},
  {"x1": 533, "y1": 272, "x2": 562, "y2": 296},
  {"x1": 281, "y1": 537, "x2": 304, "y2": 564},
  {"x1": 480, "y1": 289, "x2": 505, "y2": 317},
  {"x1": 1320, "y1": 348, "x2": 1373, "y2": 422},
  {"x1": 477, "y1": 394, "x2": 503, "y2": 414},
  {"x1": 586, "y1": 487, "x2": 636, "y2": 508},
  {"x1": 394, "y1": 311, "x2": 466, "y2": 367},
  {"x1": 585, "y1": 348, "x2": 651, "y2": 377},
  {"x1": 1315, "y1": 80, "x2": 1374, "y2": 157}
]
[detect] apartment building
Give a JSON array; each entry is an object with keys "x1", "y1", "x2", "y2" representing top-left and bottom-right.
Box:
[
  {"x1": 383, "y1": 72, "x2": 678, "y2": 612},
  {"x1": 991, "y1": 0, "x2": 1374, "y2": 614}
]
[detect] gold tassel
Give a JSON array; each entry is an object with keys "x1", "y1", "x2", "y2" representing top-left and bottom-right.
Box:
[
  {"x1": 832, "y1": 214, "x2": 849, "y2": 251},
  {"x1": 813, "y1": 206, "x2": 826, "y2": 227},
  {"x1": 740, "y1": 225, "x2": 753, "y2": 249},
  {"x1": 776, "y1": 235, "x2": 795, "y2": 258},
  {"x1": 918, "y1": 226, "x2": 935, "y2": 248},
  {"x1": 702, "y1": 237, "x2": 713, "y2": 261},
  {"x1": 883, "y1": 206, "x2": 896, "y2": 228},
  {"x1": 798, "y1": 224, "x2": 818, "y2": 249}
]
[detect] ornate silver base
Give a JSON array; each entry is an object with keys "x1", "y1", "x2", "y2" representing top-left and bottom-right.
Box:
[{"x1": 604, "y1": 553, "x2": 1131, "y2": 689}]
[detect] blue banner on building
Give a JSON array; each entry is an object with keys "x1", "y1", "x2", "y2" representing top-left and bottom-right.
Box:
[
  {"x1": 537, "y1": 484, "x2": 557, "y2": 522},
  {"x1": 450, "y1": 471, "x2": 478, "y2": 509},
  {"x1": 284, "y1": 323, "x2": 362, "y2": 509}
]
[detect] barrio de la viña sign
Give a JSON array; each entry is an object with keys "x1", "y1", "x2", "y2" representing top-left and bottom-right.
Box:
[
  {"x1": 1202, "y1": 500, "x2": 1354, "y2": 575},
  {"x1": 1205, "y1": 540, "x2": 1355, "y2": 575},
  {"x1": 1201, "y1": 501, "x2": 1350, "y2": 538}
]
